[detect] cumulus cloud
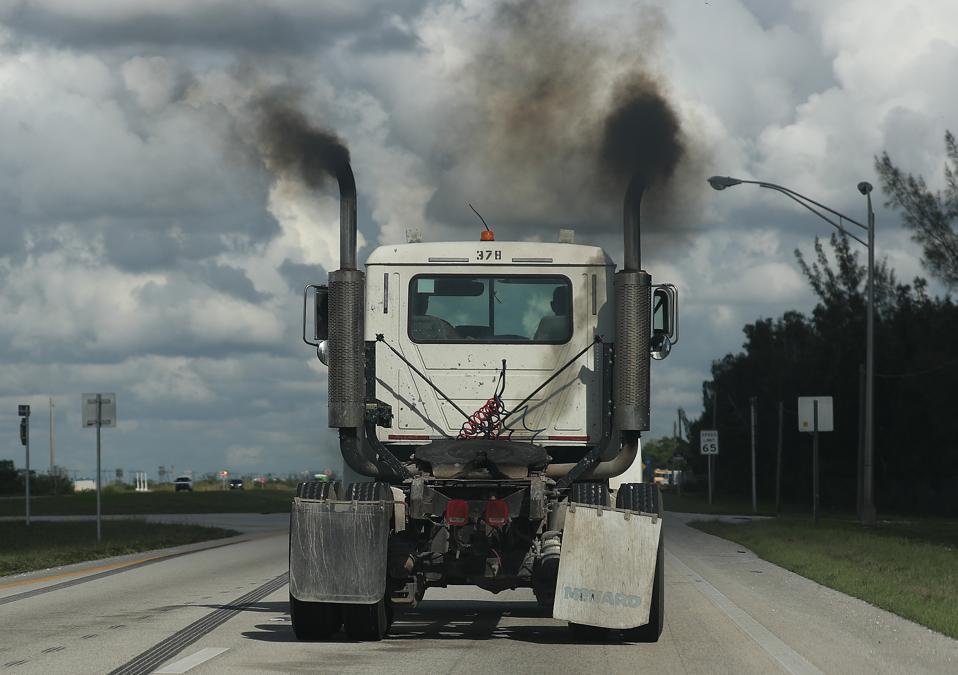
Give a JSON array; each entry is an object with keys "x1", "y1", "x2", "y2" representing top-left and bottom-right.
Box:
[{"x1": 0, "y1": 0, "x2": 950, "y2": 474}]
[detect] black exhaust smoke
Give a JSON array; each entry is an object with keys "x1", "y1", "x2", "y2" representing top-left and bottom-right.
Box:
[
  {"x1": 456, "y1": 0, "x2": 690, "y2": 250},
  {"x1": 600, "y1": 74, "x2": 683, "y2": 272},
  {"x1": 255, "y1": 99, "x2": 364, "y2": 429},
  {"x1": 256, "y1": 100, "x2": 358, "y2": 270}
]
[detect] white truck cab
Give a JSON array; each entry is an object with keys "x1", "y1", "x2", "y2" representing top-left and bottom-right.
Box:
[{"x1": 365, "y1": 241, "x2": 613, "y2": 449}]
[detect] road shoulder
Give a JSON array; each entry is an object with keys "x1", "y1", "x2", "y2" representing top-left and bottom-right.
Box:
[{"x1": 668, "y1": 512, "x2": 958, "y2": 674}]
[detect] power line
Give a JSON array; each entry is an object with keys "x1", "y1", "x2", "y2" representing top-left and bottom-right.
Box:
[{"x1": 875, "y1": 358, "x2": 958, "y2": 379}]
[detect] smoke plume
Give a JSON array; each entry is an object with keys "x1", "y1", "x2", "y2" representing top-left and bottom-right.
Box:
[
  {"x1": 254, "y1": 98, "x2": 352, "y2": 192},
  {"x1": 430, "y1": 0, "x2": 700, "y2": 239},
  {"x1": 600, "y1": 73, "x2": 683, "y2": 188}
]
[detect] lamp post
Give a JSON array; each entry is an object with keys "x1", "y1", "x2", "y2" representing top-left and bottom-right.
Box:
[{"x1": 707, "y1": 175, "x2": 877, "y2": 526}]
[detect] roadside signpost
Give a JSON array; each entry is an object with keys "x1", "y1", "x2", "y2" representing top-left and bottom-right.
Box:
[
  {"x1": 18, "y1": 405, "x2": 30, "y2": 527},
  {"x1": 750, "y1": 397, "x2": 758, "y2": 514},
  {"x1": 700, "y1": 429, "x2": 719, "y2": 505},
  {"x1": 798, "y1": 396, "x2": 833, "y2": 525},
  {"x1": 83, "y1": 393, "x2": 116, "y2": 543}
]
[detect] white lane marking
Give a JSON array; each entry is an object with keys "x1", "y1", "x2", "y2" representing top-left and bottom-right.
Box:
[
  {"x1": 667, "y1": 552, "x2": 824, "y2": 675},
  {"x1": 153, "y1": 648, "x2": 229, "y2": 674}
]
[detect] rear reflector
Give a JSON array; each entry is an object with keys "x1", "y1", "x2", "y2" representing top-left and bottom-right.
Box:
[
  {"x1": 547, "y1": 435, "x2": 590, "y2": 441},
  {"x1": 445, "y1": 499, "x2": 469, "y2": 526},
  {"x1": 484, "y1": 498, "x2": 509, "y2": 527},
  {"x1": 388, "y1": 434, "x2": 431, "y2": 440}
]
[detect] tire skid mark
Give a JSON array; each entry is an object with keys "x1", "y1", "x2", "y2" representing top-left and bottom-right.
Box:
[{"x1": 109, "y1": 572, "x2": 287, "y2": 675}]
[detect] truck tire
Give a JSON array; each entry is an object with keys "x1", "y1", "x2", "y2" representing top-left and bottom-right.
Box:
[
  {"x1": 569, "y1": 481, "x2": 610, "y2": 506},
  {"x1": 341, "y1": 481, "x2": 394, "y2": 641},
  {"x1": 296, "y1": 480, "x2": 338, "y2": 500},
  {"x1": 567, "y1": 481, "x2": 611, "y2": 640},
  {"x1": 614, "y1": 482, "x2": 660, "y2": 515},
  {"x1": 343, "y1": 600, "x2": 390, "y2": 641},
  {"x1": 616, "y1": 483, "x2": 664, "y2": 642},
  {"x1": 345, "y1": 481, "x2": 392, "y2": 501},
  {"x1": 289, "y1": 593, "x2": 342, "y2": 640}
]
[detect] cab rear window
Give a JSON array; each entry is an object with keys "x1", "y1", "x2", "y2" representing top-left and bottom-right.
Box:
[{"x1": 408, "y1": 275, "x2": 572, "y2": 344}]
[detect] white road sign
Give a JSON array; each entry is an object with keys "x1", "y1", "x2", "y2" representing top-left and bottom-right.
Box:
[
  {"x1": 82, "y1": 393, "x2": 117, "y2": 428},
  {"x1": 700, "y1": 430, "x2": 719, "y2": 455},
  {"x1": 798, "y1": 396, "x2": 833, "y2": 432}
]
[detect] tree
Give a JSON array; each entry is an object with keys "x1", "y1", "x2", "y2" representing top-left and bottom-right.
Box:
[
  {"x1": 876, "y1": 131, "x2": 958, "y2": 288},
  {"x1": 642, "y1": 437, "x2": 688, "y2": 470},
  {"x1": 692, "y1": 233, "x2": 958, "y2": 515}
]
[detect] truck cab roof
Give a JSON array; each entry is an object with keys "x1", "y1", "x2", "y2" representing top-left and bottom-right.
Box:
[{"x1": 365, "y1": 241, "x2": 614, "y2": 267}]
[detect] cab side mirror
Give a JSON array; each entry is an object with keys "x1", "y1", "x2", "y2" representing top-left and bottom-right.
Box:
[
  {"x1": 651, "y1": 284, "x2": 678, "y2": 361},
  {"x1": 303, "y1": 284, "x2": 330, "y2": 365}
]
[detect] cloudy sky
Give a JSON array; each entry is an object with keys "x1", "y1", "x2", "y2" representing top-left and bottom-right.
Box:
[{"x1": 1, "y1": 0, "x2": 955, "y2": 479}]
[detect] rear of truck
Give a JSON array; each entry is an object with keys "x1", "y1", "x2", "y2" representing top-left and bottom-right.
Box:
[{"x1": 290, "y1": 168, "x2": 677, "y2": 642}]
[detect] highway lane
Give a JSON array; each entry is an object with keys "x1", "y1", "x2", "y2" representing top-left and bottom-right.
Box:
[{"x1": 2, "y1": 513, "x2": 957, "y2": 674}]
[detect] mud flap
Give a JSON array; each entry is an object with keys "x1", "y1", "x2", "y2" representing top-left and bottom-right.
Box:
[
  {"x1": 552, "y1": 504, "x2": 662, "y2": 629},
  {"x1": 289, "y1": 498, "x2": 389, "y2": 604}
]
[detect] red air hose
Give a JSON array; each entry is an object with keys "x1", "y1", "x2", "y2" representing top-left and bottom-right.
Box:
[
  {"x1": 458, "y1": 360, "x2": 508, "y2": 439},
  {"x1": 458, "y1": 396, "x2": 506, "y2": 439}
]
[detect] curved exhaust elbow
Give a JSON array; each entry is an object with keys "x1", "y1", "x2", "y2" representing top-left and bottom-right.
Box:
[
  {"x1": 340, "y1": 428, "x2": 380, "y2": 476},
  {"x1": 544, "y1": 432, "x2": 640, "y2": 481}
]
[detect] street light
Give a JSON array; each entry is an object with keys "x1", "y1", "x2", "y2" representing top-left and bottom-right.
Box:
[{"x1": 707, "y1": 175, "x2": 877, "y2": 526}]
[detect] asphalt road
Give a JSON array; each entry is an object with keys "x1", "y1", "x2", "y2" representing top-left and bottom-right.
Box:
[{"x1": 1, "y1": 513, "x2": 956, "y2": 674}]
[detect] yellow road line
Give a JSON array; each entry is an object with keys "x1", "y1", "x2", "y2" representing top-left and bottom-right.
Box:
[
  {"x1": 0, "y1": 555, "x2": 167, "y2": 590},
  {"x1": 0, "y1": 531, "x2": 284, "y2": 592}
]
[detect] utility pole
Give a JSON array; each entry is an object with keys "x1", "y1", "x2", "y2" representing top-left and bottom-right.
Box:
[
  {"x1": 862, "y1": 186, "x2": 877, "y2": 526},
  {"x1": 49, "y1": 397, "x2": 56, "y2": 471},
  {"x1": 750, "y1": 396, "x2": 758, "y2": 514},
  {"x1": 855, "y1": 363, "x2": 865, "y2": 520},
  {"x1": 96, "y1": 394, "x2": 102, "y2": 543},
  {"x1": 776, "y1": 400, "x2": 783, "y2": 514}
]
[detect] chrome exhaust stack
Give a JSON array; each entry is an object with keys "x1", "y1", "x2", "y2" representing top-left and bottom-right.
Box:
[
  {"x1": 614, "y1": 175, "x2": 652, "y2": 432},
  {"x1": 327, "y1": 164, "x2": 365, "y2": 429}
]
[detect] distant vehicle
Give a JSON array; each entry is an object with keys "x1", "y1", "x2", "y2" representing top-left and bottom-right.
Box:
[
  {"x1": 229, "y1": 478, "x2": 244, "y2": 490},
  {"x1": 653, "y1": 468, "x2": 673, "y2": 487},
  {"x1": 174, "y1": 476, "x2": 193, "y2": 492}
]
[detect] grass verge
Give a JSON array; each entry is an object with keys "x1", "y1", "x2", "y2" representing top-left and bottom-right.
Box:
[
  {"x1": 0, "y1": 488, "x2": 294, "y2": 517},
  {"x1": 691, "y1": 516, "x2": 958, "y2": 639},
  {"x1": 0, "y1": 520, "x2": 238, "y2": 577},
  {"x1": 662, "y1": 491, "x2": 780, "y2": 516}
]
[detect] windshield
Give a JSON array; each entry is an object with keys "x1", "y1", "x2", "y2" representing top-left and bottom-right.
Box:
[{"x1": 408, "y1": 275, "x2": 572, "y2": 344}]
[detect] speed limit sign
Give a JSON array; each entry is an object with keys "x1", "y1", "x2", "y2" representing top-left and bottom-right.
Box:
[{"x1": 700, "y1": 430, "x2": 719, "y2": 455}]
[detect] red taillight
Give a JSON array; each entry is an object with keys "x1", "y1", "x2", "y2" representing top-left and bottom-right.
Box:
[
  {"x1": 446, "y1": 499, "x2": 469, "y2": 526},
  {"x1": 484, "y1": 499, "x2": 509, "y2": 527}
]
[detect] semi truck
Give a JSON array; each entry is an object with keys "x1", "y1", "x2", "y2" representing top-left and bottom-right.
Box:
[{"x1": 291, "y1": 164, "x2": 678, "y2": 642}]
